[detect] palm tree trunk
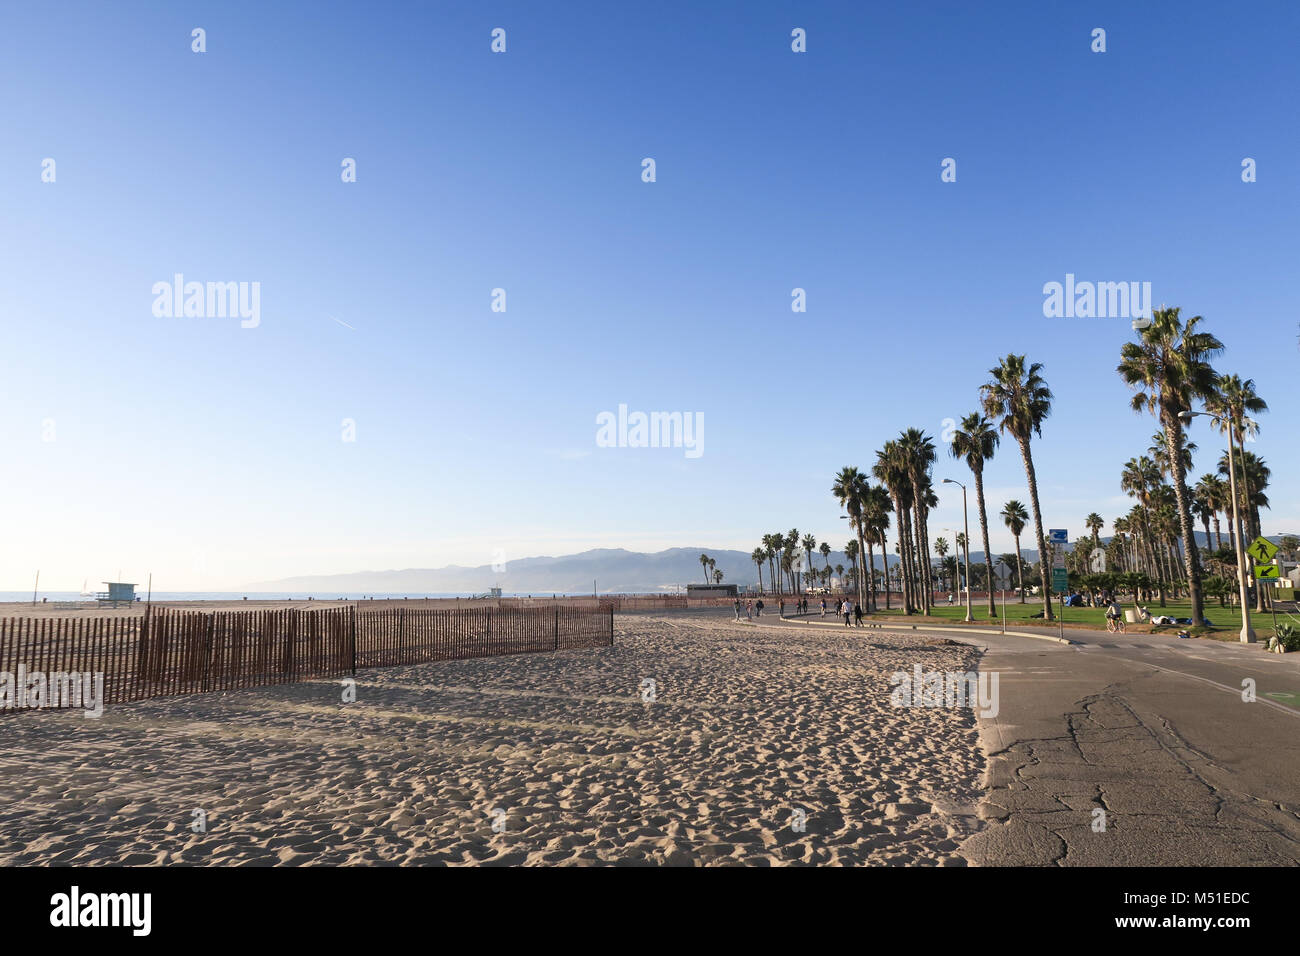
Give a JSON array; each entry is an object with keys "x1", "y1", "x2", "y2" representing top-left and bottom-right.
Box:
[
  {"x1": 1013, "y1": 534, "x2": 1026, "y2": 601},
  {"x1": 894, "y1": 504, "x2": 912, "y2": 613},
  {"x1": 858, "y1": 528, "x2": 872, "y2": 612},
  {"x1": 911, "y1": 505, "x2": 926, "y2": 613},
  {"x1": 1161, "y1": 411, "x2": 1204, "y2": 621},
  {"x1": 973, "y1": 465, "x2": 995, "y2": 615},
  {"x1": 918, "y1": 505, "x2": 934, "y2": 614},
  {"x1": 1017, "y1": 437, "x2": 1054, "y2": 621},
  {"x1": 901, "y1": 508, "x2": 917, "y2": 613},
  {"x1": 879, "y1": 532, "x2": 891, "y2": 610}
]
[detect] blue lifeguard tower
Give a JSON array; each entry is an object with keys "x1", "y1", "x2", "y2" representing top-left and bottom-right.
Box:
[{"x1": 96, "y1": 582, "x2": 138, "y2": 608}]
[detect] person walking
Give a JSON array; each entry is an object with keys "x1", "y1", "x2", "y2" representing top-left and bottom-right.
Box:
[
  {"x1": 854, "y1": 601, "x2": 864, "y2": 627},
  {"x1": 820, "y1": 598, "x2": 827, "y2": 617},
  {"x1": 734, "y1": 598, "x2": 742, "y2": 621},
  {"x1": 842, "y1": 600, "x2": 851, "y2": 626},
  {"x1": 779, "y1": 598, "x2": 786, "y2": 619},
  {"x1": 756, "y1": 599, "x2": 764, "y2": 618},
  {"x1": 746, "y1": 598, "x2": 753, "y2": 620}
]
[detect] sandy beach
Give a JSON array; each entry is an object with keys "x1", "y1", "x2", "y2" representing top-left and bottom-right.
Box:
[{"x1": 0, "y1": 611, "x2": 987, "y2": 865}]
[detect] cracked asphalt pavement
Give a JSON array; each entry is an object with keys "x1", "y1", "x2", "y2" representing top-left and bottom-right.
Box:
[{"x1": 959, "y1": 626, "x2": 1300, "y2": 865}]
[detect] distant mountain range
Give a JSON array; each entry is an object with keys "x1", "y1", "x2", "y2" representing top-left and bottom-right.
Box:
[{"x1": 248, "y1": 534, "x2": 1291, "y2": 595}]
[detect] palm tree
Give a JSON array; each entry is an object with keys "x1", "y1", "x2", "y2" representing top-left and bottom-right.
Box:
[
  {"x1": 950, "y1": 412, "x2": 999, "y2": 615},
  {"x1": 934, "y1": 536, "x2": 949, "y2": 590},
  {"x1": 1120, "y1": 456, "x2": 1165, "y2": 586},
  {"x1": 759, "y1": 535, "x2": 780, "y2": 595},
  {"x1": 699, "y1": 553, "x2": 710, "y2": 585},
  {"x1": 801, "y1": 534, "x2": 817, "y2": 592},
  {"x1": 751, "y1": 547, "x2": 766, "y2": 593},
  {"x1": 862, "y1": 484, "x2": 891, "y2": 611},
  {"x1": 874, "y1": 442, "x2": 917, "y2": 613},
  {"x1": 982, "y1": 355, "x2": 1055, "y2": 620},
  {"x1": 1194, "y1": 474, "x2": 1228, "y2": 550},
  {"x1": 997, "y1": 553, "x2": 1019, "y2": 593},
  {"x1": 1001, "y1": 500, "x2": 1029, "y2": 602},
  {"x1": 1118, "y1": 306, "x2": 1223, "y2": 622},
  {"x1": 1085, "y1": 513, "x2": 1104, "y2": 552},
  {"x1": 785, "y1": 529, "x2": 800, "y2": 592},
  {"x1": 1208, "y1": 373, "x2": 1267, "y2": 538},
  {"x1": 708, "y1": 557, "x2": 717, "y2": 584},
  {"x1": 899, "y1": 428, "x2": 938, "y2": 613},
  {"x1": 819, "y1": 541, "x2": 832, "y2": 573},
  {"x1": 712, "y1": 568, "x2": 724, "y2": 585},
  {"x1": 832, "y1": 467, "x2": 871, "y2": 608},
  {"x1": 1149, "y1": 429, "x2": 1197, "y2": 478},
  {"x1": 843, "y1": 540, "x2": 859, "y2": 591}
]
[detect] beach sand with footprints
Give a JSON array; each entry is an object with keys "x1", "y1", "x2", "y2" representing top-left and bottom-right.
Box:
[{"x1": 0, "y1": 611, "x2": 987, "y2": 865}]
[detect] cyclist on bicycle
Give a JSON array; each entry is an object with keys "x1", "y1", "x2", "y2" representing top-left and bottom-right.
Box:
[{"x1": 1105, "y1": 598, "x2": 1124, "y2": 633}]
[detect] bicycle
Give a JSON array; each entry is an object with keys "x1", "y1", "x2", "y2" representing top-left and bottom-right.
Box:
[{"x1": 1105, "y1": 614, "x2": 1125, "y2": 633}]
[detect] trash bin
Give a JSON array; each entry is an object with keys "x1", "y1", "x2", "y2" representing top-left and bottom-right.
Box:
[{"x1": 1124, "y1": 609, "x2": 1137, "y2": 624}]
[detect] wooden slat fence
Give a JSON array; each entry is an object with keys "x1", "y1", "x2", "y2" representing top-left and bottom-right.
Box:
[{"x1": 0, "y1": 602, "x2": 613, "y2": 714}]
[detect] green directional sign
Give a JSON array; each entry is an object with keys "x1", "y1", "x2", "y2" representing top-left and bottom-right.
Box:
[
  {"x1": 1246, "y1": 536, "x2": 1279, "y2": 564},
  {"x1": 1052, "y1": 567, "x2": 1069, "y2": 594},
  {"x1": 1254, "y1": 564, "x2": 1279, "y2": 580}
]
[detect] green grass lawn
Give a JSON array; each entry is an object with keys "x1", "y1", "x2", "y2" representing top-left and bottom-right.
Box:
[{"x1": 862, "y1": 598, "x2": 1283, "y2": 636}]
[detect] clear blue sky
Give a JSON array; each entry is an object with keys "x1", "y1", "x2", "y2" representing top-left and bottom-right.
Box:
[{"x1": 3, "y1": 1, "x2": 1297, "y2": 589}]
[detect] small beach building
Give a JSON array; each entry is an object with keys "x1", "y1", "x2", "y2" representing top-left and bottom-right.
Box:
[{"x1": 95, "y1": 582, "x2": 138, "y2": 607}]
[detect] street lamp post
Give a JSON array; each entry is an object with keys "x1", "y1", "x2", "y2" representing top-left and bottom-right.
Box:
[
  {"x1": 943, "y1": 478, "x2": 975, "y2": 623},
  {"x1": 1180, "y1": 410, "x2": 1253, "y2": 643}
]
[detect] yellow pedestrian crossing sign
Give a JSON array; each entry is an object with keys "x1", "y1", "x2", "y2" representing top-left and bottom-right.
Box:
[
  {"x1": 1246, "y1": 537, "x2": 1278, "y2": 564},
  {"x1": 1254, "y1": 564, "x2": 1279, "y2": 580}
]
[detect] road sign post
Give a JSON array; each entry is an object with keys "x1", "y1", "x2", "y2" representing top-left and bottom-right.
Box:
[{"x1": 1049, "y1": 530, "x2": 1068, "y2": 639}]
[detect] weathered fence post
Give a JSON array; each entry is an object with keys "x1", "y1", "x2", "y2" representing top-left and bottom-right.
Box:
[
  {"x1": 350, "y1": 605, "x2": 358, "y2": 676},
  {"x1": 202, "y1": 612, "x2": 215, "y2": 692},
  {"x1": 554, "y1": 607, "x2": 559, "y2": 650}
]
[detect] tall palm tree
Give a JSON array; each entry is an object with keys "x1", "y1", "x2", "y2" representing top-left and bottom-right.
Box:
[
  {"x1": 801, "y1": 534, "x2": 817, "y2": 592},
  {"x1": 865, "y1": 484, "x2": 892, "y2": 611},
  {"x1": 1208, "y1": 373, "x2": 1268, "y2": 539},
  {"x1": 698, "y1": 553, "x2": 710, "y2": 585},
  {"x1": 899, "y1": 428, "x2": 938, "y2": 613},
  {"x1": 874, "y1": 443, "x2": 916, "y2": 613},
  {"x1": 1190, "y1": 493, "x2": 1213, "y2": 561},
  {"x1": 843, "y1": 539, "x2": 859, "y2": 590},
  {"x1": 1194, "y1": 474, "x2": 1228, "y2": 550},
  {"x1": 751, "y1": 547, "x2": 767, "y2": 593},
  {"x1": 819, "y1": 541, "x2": 832, "y2": 573},
  {"x1": 950, "y1": 412, "x2": 999, "y2": 615},
  {"x1": 934, "y1": 536, "x2": 949, "y2": 590},
  {"x1": 1118, "y1": 306, "x2": 1223, "y2": 622},
  {"x1": 832, "y1": 467, "x2": 870, "y2": 608},
  {"x1": 1112, "y1": 516, "x2": 1132, "y2": 574},
  {"x1": 982, "y1": 355, "x2": 1055, "y2": 620},
  {"x1": 761, "y1": 534, "x2": 778, "y2": 595},
  {"x1": 1120, "y1": 456, "x2": 1164, "y2": 586},
  {"x1": 1085, "y1": 513, "x2": 1104, "y2": 552},
  {"x1": 1001, "y1": 500, "x2": 1029, "y2": 602}
]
